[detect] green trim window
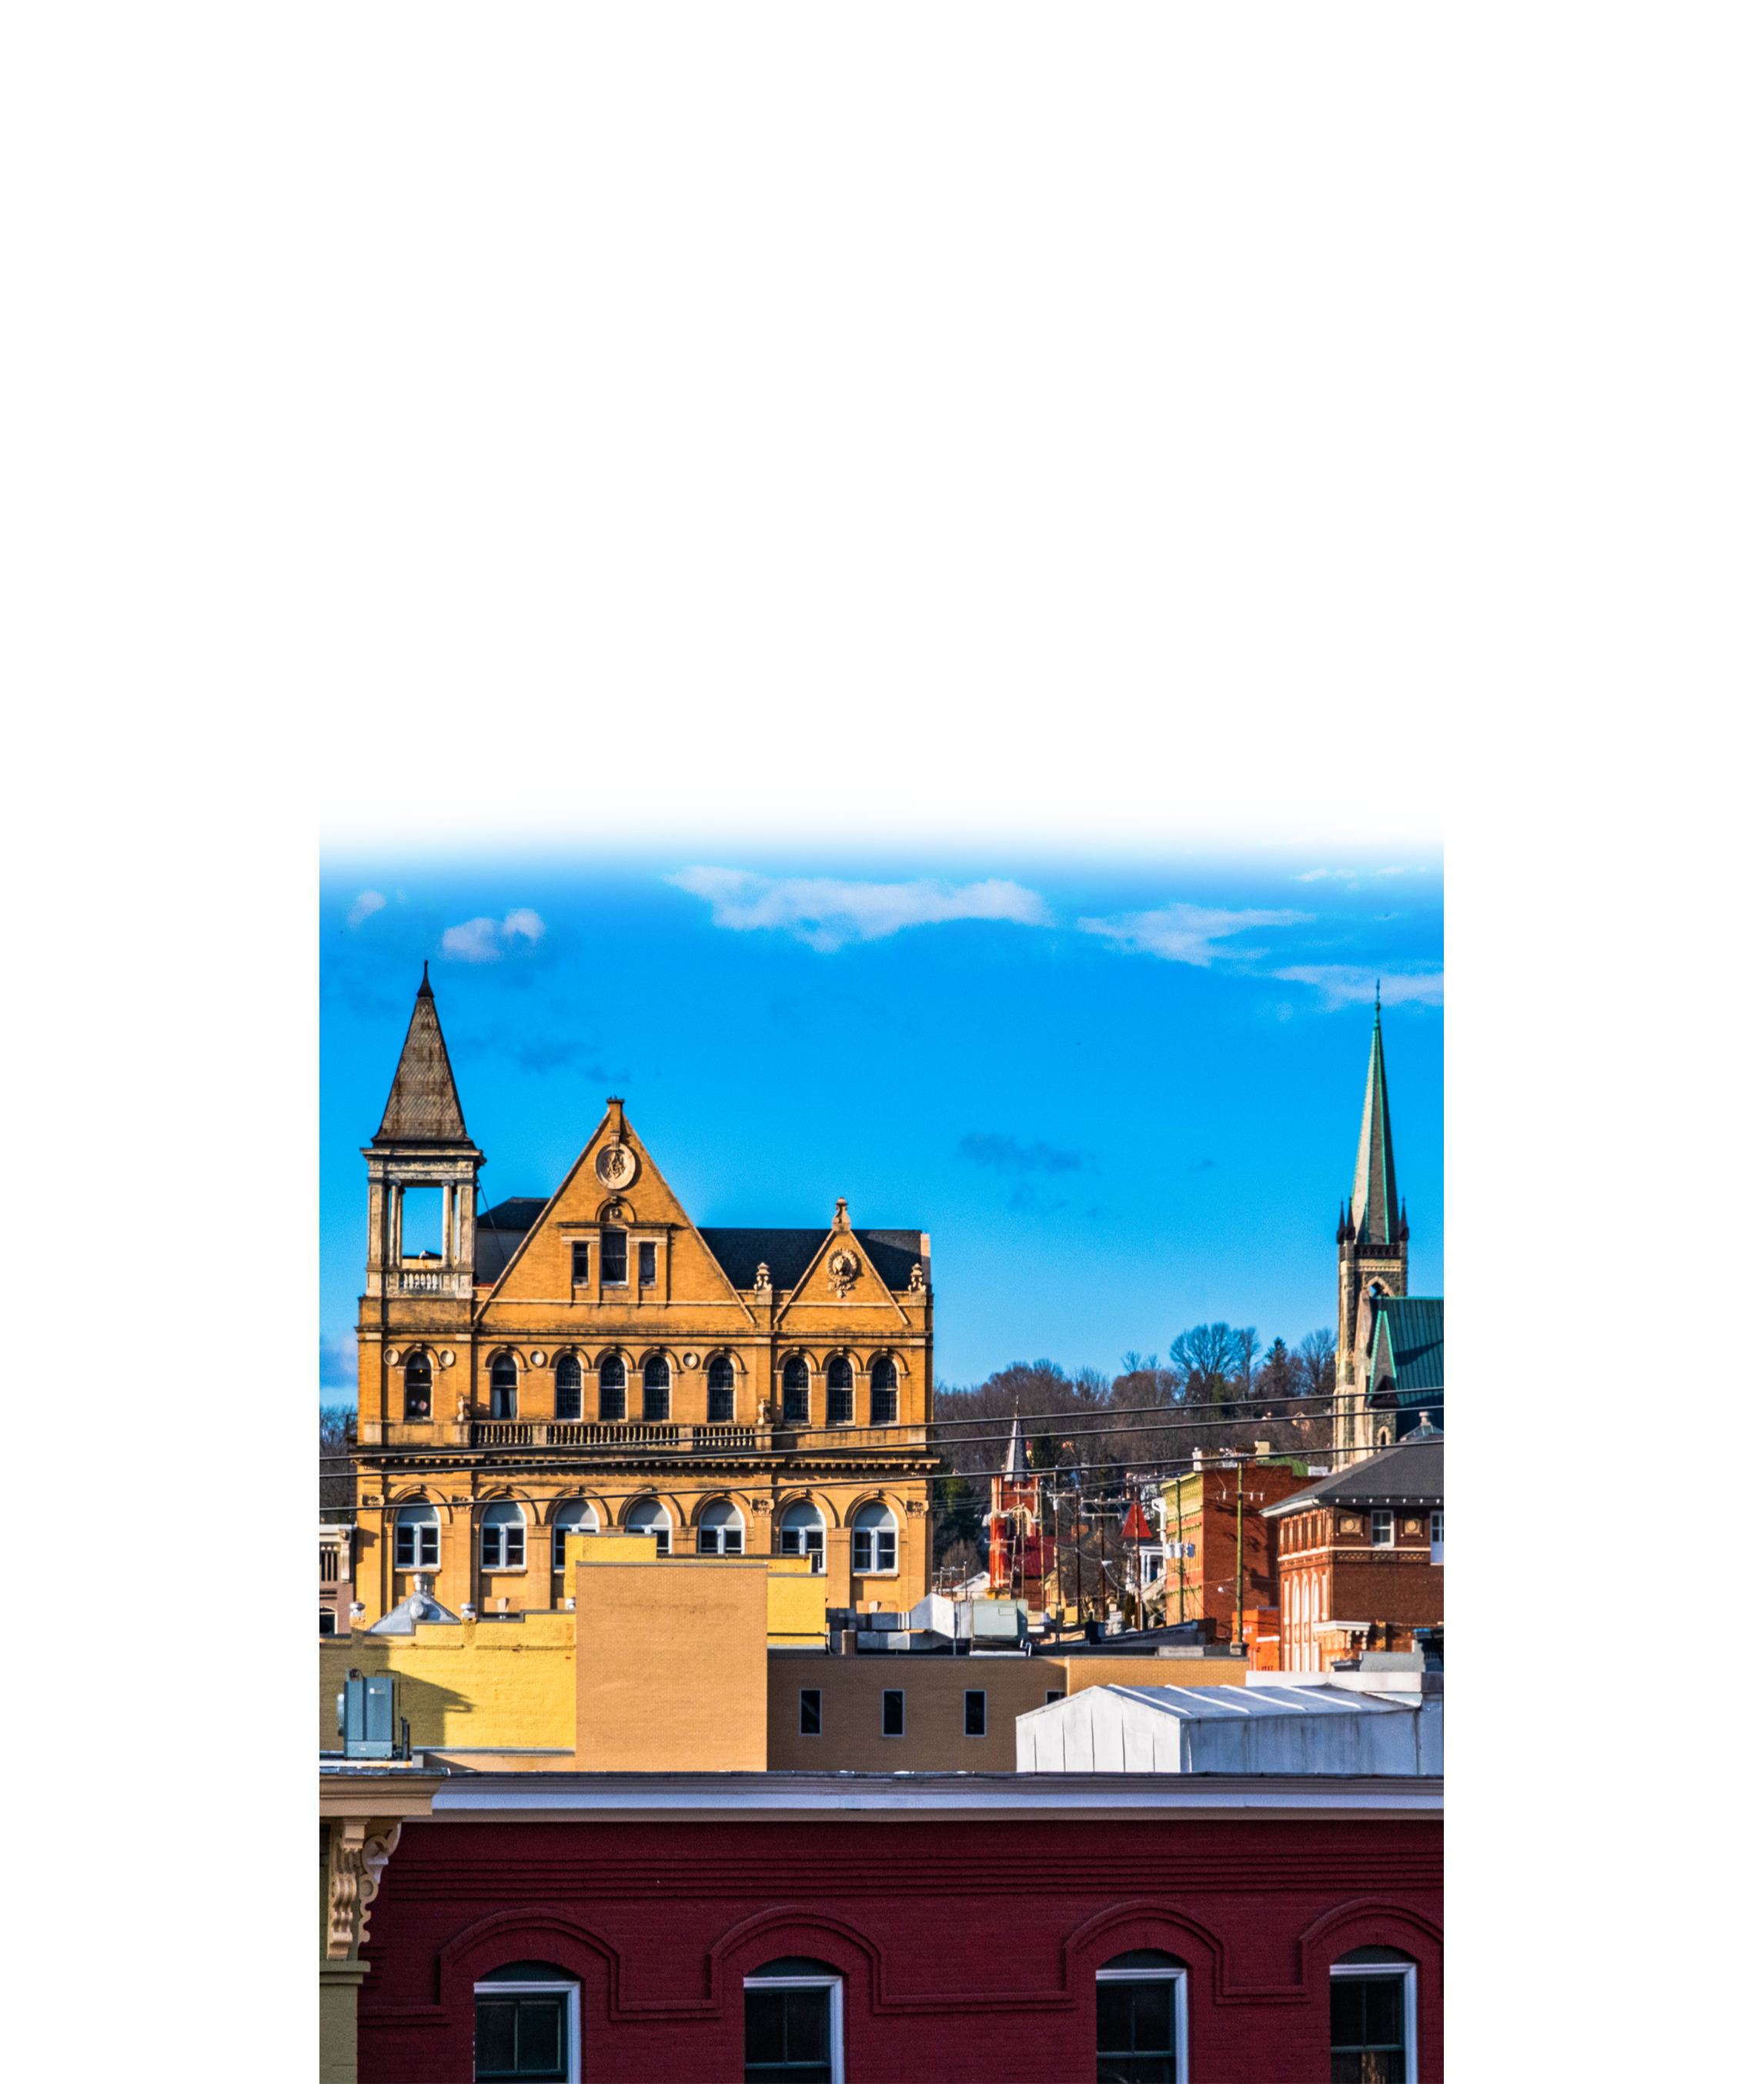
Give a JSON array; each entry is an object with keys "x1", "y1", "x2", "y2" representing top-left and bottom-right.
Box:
[
  {"x1": 1096, "y1": 1949, "x2": 1188, "y2": 2084},
  {"x1": 474, "y1": 1962, "x2": 577, "y2": 2083},
  {"x1": 744, "y1": 1959, "x2": 842, "y2": 2084}
]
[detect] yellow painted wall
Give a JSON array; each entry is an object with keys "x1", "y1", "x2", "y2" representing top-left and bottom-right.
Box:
[{"x1": 319, "y1": 1611, "x2": 576, "y2": 1752}]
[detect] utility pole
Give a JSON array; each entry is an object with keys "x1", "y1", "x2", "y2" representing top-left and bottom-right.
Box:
[{"x1": 1235, "y1": 1460, "x2": 1245, "y2": 1648}]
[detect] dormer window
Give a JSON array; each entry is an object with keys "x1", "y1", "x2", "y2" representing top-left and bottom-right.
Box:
[
  {"x1": 403, "y1": 1354, "x2": 432, "y2": 1421},
  {"x1": 602, "y1": 1228, "x2": 628, "y2": 1285}
]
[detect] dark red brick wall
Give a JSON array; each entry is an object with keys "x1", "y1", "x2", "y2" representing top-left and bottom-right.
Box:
[{"x1": 359, "y1": 1813, "x2": 1442, "y2": 2082}]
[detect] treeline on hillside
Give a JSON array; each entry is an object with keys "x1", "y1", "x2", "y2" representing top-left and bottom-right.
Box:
[
  {"x1": 320, "y1": 1404, "x2": 356, "y2": 1522},
  {"x1": 928, "y1": 1325, "x2": 1336, "y2": 1581}
]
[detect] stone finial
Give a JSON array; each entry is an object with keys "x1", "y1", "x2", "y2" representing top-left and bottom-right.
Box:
[
  {"x1": 834, "y1": 1197, "x2": 850, "y2": 1231},
  {"x1": 907, "y1": 1261, "x2": 925, "y2": 1293},
  {"x1": 755, "y1": 1262, "x2": 771, "y2": 1290}
]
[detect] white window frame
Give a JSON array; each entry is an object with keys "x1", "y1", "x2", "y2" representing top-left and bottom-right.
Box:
[
  {"x1": 395, "y1": 1508, "x2": 439, "y2": 1571},
  {"x1": 779, "y1": 1505, "x2": 826, "y2": 1568},
  {"x1": 1370, "y1": 1508, "x2": 1395, "y2": 1548},
  {"x1": 851, "y1": 1505, "x2": 898, "y2": 1576},
  {"x1": 626, "y1": 1501, "x2": 670, "y2": 1556},
  {"x1": 1094, "y1": 1963, "x2": 1189, "y2": 2084},
  {"x1": 480, "y1": 1504, "x2": 527, "y2": 1572},
  {"x1": 741, "y1": 1971, "x2": 844, "y2": 2084},
  {"x1": 697, "y1": 1502, "x2": 745, "y2": 1556},
  {"x1": 551, "y1": 1503, "x2": 598, "y2": 1571},
  {"x1": 472, "y1": 1972, "x2": 580, "y2": 2084},
  {"x1": 1328, "y1": 1961, "x2": 1418, "y2": 2084}
]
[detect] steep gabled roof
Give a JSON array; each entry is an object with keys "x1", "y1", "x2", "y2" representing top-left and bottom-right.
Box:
[
  {"x1": 373, "y1": 967, "x2": 472, "y2": 1146},
  {"x1": 1368, "y1": 1297, "x2": 1444, "y2": 1401},
  {"x1": 1350, "y1": 998, "x2": 1400, "y2": 1247}
]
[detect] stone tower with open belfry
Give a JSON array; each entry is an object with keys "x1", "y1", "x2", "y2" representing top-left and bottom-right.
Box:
[
  {"x1": 349, "y1": 972, "x2": 937, "y2": 1628},
  {"x1": 1332, "y1": 993, "x2": 1411, "y2": 1463}
]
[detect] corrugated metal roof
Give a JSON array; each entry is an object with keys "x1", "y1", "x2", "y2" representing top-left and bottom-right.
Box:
[{"x1": 1261, "y1": 1436, "x2": 1443, "y2": 1515}]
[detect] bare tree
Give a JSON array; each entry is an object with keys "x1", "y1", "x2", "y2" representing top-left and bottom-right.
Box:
[{"x1": 319, "y1": 1403, "x2": 356, "y2": 1522}]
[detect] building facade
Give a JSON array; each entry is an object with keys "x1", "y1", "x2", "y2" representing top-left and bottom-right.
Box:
[
  {"x1": 350, "y1": 973, "x2": 938, "y2": 1627},
  {"x1": 1266, "y1": 1438, "x2": 1445, "y2": 1672},
  {"x1": 1158, "y1": 1456, "x2": 1321, "y2": 1644},
  {"x1": 1333, "y1": 999, "x2": 1444, "y2": 1462},
  {"x1": 355, "y1": 1776, "x2": 1442, "y2": 2083}
]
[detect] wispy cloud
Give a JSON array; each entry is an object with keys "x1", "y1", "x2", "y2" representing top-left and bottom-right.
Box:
[
  {"x1": 319, "y1": 1334, "x2": 354, "y2": 1388},
  {"x1": 668, "y1": 868, "x2": 1051, "y2": 953},
  {"x1": 1274, "y1": 966, "x2": 1445, "y2": 1010},
  {"x1": 346, "y1": 890, "x2": 386, "y2": 927},
  {"x1": 440, "y1": 909, "x2": 548, "y2": 963},
  {"x1": 1295, "y1": 865, "x2": 1431, "y2": 883},
  {"x1": 1077, "y1": 903, "x2": 1311, "y2": 967},
  {"x1": 957, "y1": 1132, "x2": 1087, "y2": 1176}
]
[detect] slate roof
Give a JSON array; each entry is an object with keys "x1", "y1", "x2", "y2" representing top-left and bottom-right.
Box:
[
  {"x1": 1368, "y1": 1295, "x2": 1444, "y2": 1402},
  {"x1": 373, "y1": 968, "x2": 473, "y2": 1146},
  {"x1": 1261, "y1": 1437, "x2": 1443, "y2": 1517},
  {"x1": 1351, "y1": 1004, "x2": 1401, "y2": 1247},
  {"x1": 699, "y1": 1228, "x2": 926, "y2": 1294}
]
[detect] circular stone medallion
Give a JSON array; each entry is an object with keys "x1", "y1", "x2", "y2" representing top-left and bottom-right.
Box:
[{"x1": 596, "y1": 1144, "x2": 638, "y2": 1188}]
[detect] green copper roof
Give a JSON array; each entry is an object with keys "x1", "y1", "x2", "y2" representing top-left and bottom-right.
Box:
[
  {"x1": 1368, "y1": 1297, "x2": 1444, "y2": 1399},
  {"x1": 1350, "y1": 999, "x2": 1400, "y2": 1247}
]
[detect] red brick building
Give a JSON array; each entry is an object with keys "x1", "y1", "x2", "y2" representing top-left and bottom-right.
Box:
[
  {"x1": 1266, "y1": 1438, "x2": 1444, "y2": 1672},
  {"x1": 352, "y1": 1770, "x2": 1442, "y2": 2082},
  {"x1": 1158, "y1": 1455, "x2": 1325, "y2": 1643}
]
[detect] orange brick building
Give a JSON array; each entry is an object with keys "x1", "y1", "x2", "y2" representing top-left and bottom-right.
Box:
[
  {"x1": 1266, "y1": 1436, "x2": 1444, "y2": 1669},
  {"x1": 349, "y1": 970, "x2": 937, "y2": 1626},
  {"x1": 1159, "y1": 1455, "x2": 1324, "y2": 1643}
]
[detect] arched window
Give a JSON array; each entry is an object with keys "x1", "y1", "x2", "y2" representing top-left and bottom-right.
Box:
[
  {"x1": 783, "y1": 1354, "x2": 810, "y2": 1424},
  {"x1": 824, "y1": 1353, "x2": 853, "y2": 1426},
  {"x1": 643, "y1": 1354, "x2": 670, "y2": 1423},
  {"x1": 697, "y1": 1498, "x2": 744, "y2": 1556},
  {"x1": 393, "y1": 1501, "x2": 439, "y2": 1571},
  {"x1": 554, "y1": 1354, "x2": 582, "y2": 1422},
  {"x1": 1331, "y1": 1948, "x2": 1416, "y2": 2084},
  {"x1": 475, "y1": 1960, "x2": 580, "y2": 2084},
  {"x1": 851, "y1": 1501, "x2": 897, "y2": 1576},
  {"x1": 626, "y1": 1497, "x2": 670, "y2": 1557},
  {"x1": 599, "y1": 1354, "x2": 626, "y2": 1422},
  {"x1": 1097, "y1": 1949, "x2": 1188, "y2": 2084},
  {"x1": 489, "y1": 1352, "x2": 517, "y2": 1421},
  {"x1": 707, "y1": 1354, "x2": 736, "y2": 1424},
  {"x1": 551, "y1": 1497, "x2": 597, "y2": 1571},
  {"x1": 480, "y1": 1501, "x2": 526, "y2": 1571},
  {"x1": 403, "y1": 1353, "x2": 432, "y2": 1421},
  {"x1": 779, "y1": 1500, "x2": 825, "y2": 1571},
  {"x1": 743, "y1": 1959, "x2": 843, "y2": 2084},
  {"x1": 870, "y1": 1355, "x2": 898, "y2": 1425}
]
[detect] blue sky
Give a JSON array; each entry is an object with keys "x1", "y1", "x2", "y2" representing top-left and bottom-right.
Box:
[{"x1": 320, "y1": 852, "x2": 1442, "y2": 1398}]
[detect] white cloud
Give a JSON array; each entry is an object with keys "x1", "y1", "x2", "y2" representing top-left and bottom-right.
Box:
[
  {"x1": 1295, "y1": 865, "x2": 1432, "y2": 883},
  {"x1": 346, "y1": 889, "x2": 386, "y2": 927},
  {"x1": 1274, "y1": 966, "x2": 1445, "y2": 1010},
  {"x1": 440, "y1": 909, "x2": 546, "y2": 963},
  {"x1": 667, "y1": 868, "x2": 1051, "y2": 952},
  {"x1": 1077, "y1": 903, "x2": 1311, "y2": 967}
]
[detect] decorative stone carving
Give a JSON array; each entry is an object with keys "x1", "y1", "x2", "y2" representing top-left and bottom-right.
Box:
[
  {"x1": 596, "y1": 1144, "x2": 637, "y2": 1189},
  {"x1": 326, "y1": 1818, "x2": 404, "y2": 1960},
  {"x1": 456, "y1": 1393, "x2": 469, "y2": 1422},
  {"x1": 904, "y1": 1499, "x2": 928, "y2": 1516},
  {"x1": 755, "y1": 1264, "x2": 771, "y2": 1291},
  {"x1": 384, "y1": 1349, "x2": 401, "y2": 1368},
  {"x1": 827, "y1": 1248, "x2": 860, "y2": 1298},
  {"x1": 530, "y1": 1350, "x2": 547, "y2": 1367},
  {"x1": 439, "y1": 1349, "x2": 455, "y2": 1368},
  {"x1": 682, "y1": 1352, "x2": 700, "y2": 1368},
  {"x1": 747, "y1": 1496, "x2": 773, "y2": 1516},
  {"x1": 907, "y1": 1261, "x2": 925, "y2": 1293}
]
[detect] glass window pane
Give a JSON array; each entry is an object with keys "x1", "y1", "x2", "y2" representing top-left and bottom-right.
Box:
[
  {"x1": 516, "y1": 1998, "x2": 562, "y2": 2075},
  {"x1": 1130, "y1": 1981, "x2": 1172, "y2": 2052},
  {"x1": 475, "y1": 1998, "x2": 517, "y2": 2076},
  {"x1": 853, "y1": 1531, "x2": 872, "y2": 1572},
  {"x1": 506, "y1": 1527, "x2": 524, "y2": 1568},
  {"x1": 877, "y1": 1530, "x2": 897, "y2": 1570},
  {"x1": 1097, "y1": 1982, "x2": 1134, "y2": 2051},
  {"x1": 745, "y1": 1989, "x2": 788, "y2": 2066},
  {"x1": 785, "y1": 1989, "x2": 829, "y2": 2059},
  {"x1": 482, "y1": 1528, "x2": 499, "y2": 1568},
  {"x1": 725, "y1": 1529, "x2": 742, "y2": 1555},
  {"x1": 419, "y1": 1527, "x2": 438, "y2": 1566},
  {"x1": 1331, "y1": 1979, "x2": 1363, "y2": 2046},
  {"x1": 396, "y1": 1528, "x2": 414, "y2": 1567},
  {"x1": 800, "y1": 1690, "x2": 820, "y2": 1735},
  {"x1": 699, "y1": 1527, "x2": 719, "y2": 1554},
  {"x1": 883, "y1": 1690, "x2": 904, "y2": 1735},
  {"x1": 1362, "y1": 1977, "x2": 1404, "y2": 2048}
]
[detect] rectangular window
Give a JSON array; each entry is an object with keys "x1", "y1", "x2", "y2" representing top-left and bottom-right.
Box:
[
  {"x1": 870, "y1": 1386, "x2": 897, "y2": 1424},
  {"x1": 1430, "y1": 1511, "x2": 1444, "y2": 1545},
  {"x1": 395, "y1": 1523, "x2": 414, "y2": 1569},
  {"x1": 744, "y1": 1975, "x2": 841, "y2": 2084},
  {"x1": 851, "y1": 1530, "x2": 873, "y2": 1573},
  {"x1": 827, "y1": 1385, "x2": 854, "y2": 1425},
  {"x1": 1096, "y1": 1967, "x2": 1188, "y2": 2084},
  {"x1": 643, "y1": 1380, "x2": 670, "y2": 1423},
  {"x1": 601, "y1": 1228, "x2": 627, "y2": 1284},
  {"x1": 570, "y1": 1241, "x2": 589, "y2": 1284},
  {"x1": 319, "y1": 1608, "x2": 336, "y2": 1636},
  {"x1": 881, "y1": 1688, "x2": 904, "y2": 1737},
  {"x1": 800, "y1": 1688, "x2": 821, "y2": 1735},
  {"x1": 1371, "y1": 1510, "x2": 1395, "y2": 1548},
  {"x1": 490, "y1": 1383, "x2": 516, "y2": 1421},
  {"x1": 875, "y1": 1528, "x2": 896, "y2": 1572},
  {"x1": 1329, "y1": 1966, "x2": 1415, "y2": 2084},
  {"x1": 474, "y1": 1977, "x2": 578, "y2": 2083},
  {"x1": 599, "y1": 1379, "x2": 625, "y2": 1422},
  {"x1": 638, "y1": 1241, "x2": 656, "y2": 1287},
  {"x1": 395, "y1": 1522, "x2": 438, "y2": 1570},
  {"x1": 783, "y1": 1381, "x2": 810, "y2": 1424},
  {"x1": 964, "y1": 1690, "x2": 987, "y2": 1737},
  {"x1": 709, "y1": 1384, "x2": 734, "y2": 1422},
  {"x1": 1046, "y1": 1689, "x2": 1065, "y2": 1705}
]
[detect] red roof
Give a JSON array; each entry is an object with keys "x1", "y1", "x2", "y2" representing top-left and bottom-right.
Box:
[{"x1": 1120, "y1": 1500, "x2": 1154, "y2": 1541}]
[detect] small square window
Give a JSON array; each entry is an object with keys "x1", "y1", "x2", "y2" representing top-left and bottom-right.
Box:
[
  {"x1": 1371, "y1": 1510, "x2": 1395, "y2": 1547},
  {"x1": 319, "y1": 1608, "x2": 336, "y2": 1636},
  {"x1": 570, "y1": 1241, "x2": 589, "y2": 1284},
  {"x1": 800, "y1": 1688, "x2": 821, "y2": 1736},
  {"x1": 964, "y1": 1690, "x2": 987, "y2": 1737},
  {"x1": 881, "y1": 1688, "x2": 904, "y2": 1737},
  {"x1": 638, "y1": 1241, "x2": 656, "y2": 1287},
  {"x1": 1045, "y1": 1689, "x2": 1065, "y2": 1705},
  {"x1": 1430, "y1": 1511, "x2": 1444, "y2": 1545}
]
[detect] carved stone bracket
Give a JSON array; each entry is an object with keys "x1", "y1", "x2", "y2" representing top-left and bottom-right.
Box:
[{"x1": 326, "y1": 1817, "x2": 404, "y2": 1961}]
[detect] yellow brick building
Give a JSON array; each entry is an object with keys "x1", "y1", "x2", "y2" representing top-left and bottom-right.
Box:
[{"x1": 349, "y1": 971, "x2": 938, "y2": 1627}]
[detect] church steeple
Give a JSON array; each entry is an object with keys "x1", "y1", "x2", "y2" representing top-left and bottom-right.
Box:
[
  {"x1": 1350, "y1": 992, "x2": 1399, "y2": 1247},
  {"x1": 374, "y1": 965, "x2": 471, "y2": 1147}
]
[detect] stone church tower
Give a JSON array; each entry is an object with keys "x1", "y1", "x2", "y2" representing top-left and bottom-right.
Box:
[{"x1": 1332, "y1": 994, "x2": 1410, "y2": 1461}]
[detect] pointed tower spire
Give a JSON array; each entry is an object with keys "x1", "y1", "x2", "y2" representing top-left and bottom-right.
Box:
[
  {"x1": 1003, "y1": 1408, "x2": 1029, "y2": 1478},
  {"x1": 373, "y1": 970, "x2": 470, "y2": 1145},
  {"x1": 1349, "y1": 999, "x2": 1399, "y2": 1246}
]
